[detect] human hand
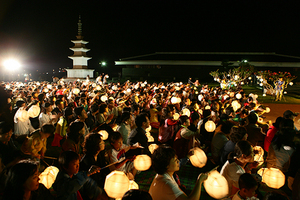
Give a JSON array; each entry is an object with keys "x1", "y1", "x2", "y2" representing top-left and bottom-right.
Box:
[
  {"x1": 87, "y1": 165, "x2": 101, "y2": 176},
  {"x1": 197, "y1": 173, "x2": 208, "y2": 183}
]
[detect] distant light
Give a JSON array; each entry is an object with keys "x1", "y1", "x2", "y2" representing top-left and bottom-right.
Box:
[
  {"x1": 3, "y1": 59, "x2": 21, "y2": 71},
  {"x1": 101, "y1": 62, "x2": 106, "y2": 66},
  {"x1": 244, "y1": 60, "x2": 247, "y2": 63}
]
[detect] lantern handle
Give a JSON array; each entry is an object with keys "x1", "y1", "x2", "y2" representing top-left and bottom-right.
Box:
[
  {"x1": 207, "y1": 166, "x2": 219, "y2": 174},
  {"x1": 42, "y1": 159, "x2": 50, "y2": 167}
]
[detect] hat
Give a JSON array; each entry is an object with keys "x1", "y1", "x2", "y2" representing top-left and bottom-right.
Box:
[{"x1": 283, "y1": 110, "x2": 298, "y2": 118}]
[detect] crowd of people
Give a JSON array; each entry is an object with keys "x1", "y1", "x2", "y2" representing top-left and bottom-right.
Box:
[{"x1": 0, "y1": 78, "x2": 298, "y2": 200}]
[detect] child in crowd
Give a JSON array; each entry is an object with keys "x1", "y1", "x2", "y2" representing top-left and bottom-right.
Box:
[
  {"x1": 232, "y1": 173, "x2": 258, "y2": 200},
  {"x1": 108, "y1": 131, "x2": 139, "y2": 179},
  {"x1": 52, "y1": 151, "x2": 107, "y2": 200}
]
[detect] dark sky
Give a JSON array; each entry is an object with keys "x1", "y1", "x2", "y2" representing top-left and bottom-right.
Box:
[{"x1": 0, "y1": 0, "x2": 300, "y2": 74}]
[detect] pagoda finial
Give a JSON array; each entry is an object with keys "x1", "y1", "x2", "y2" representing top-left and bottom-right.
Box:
[{"x1": 78, "y1": 15, "x2": 82, "y2": 36}]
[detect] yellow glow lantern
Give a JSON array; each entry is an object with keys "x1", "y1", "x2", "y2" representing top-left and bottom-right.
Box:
[
  {"x1": 147, "y1": 135, "x2": 154, "y2": 142},
  {"x1": 43, "y1": 88, "x2": 49, "y2": 93},
  {"x1": 28, "y1": 105, "x2": 40, "y2": 118},
  {"x1": 182, "y1": 108, "x2": 191, "y2": 117},
  {"x1": 17, "y1": 108, "x2": 29, "y2": 122},
  {"x1": 261, "y1": 168, "x2": 285, "y2": 189},
  {"x1": 129, "y1": 180, "x2": 139, "y2": 190},
  {"x1": 72, "y1": 88, "x2": 80, "y2": 94},
  {"x1": 198, "y1": 94, "x2": 204, "y2": 101},
  {"x1": 205, "y1": 121, "x2": 216, "y2": 132},
  {"x1": 47, "y1": 84, "x2": 52, "y2": 89},
  {"x1": 198, "y1": 109, "x2": 203, "y2": 115},
  {"x1": 171, "y1": 97, "x2": 177, "y2": 104},
  {"x1": 96, "y1": 85, "x2": 101, "y2": 90},
  {"x1": 265, "y1": 107, "x2": 270, "y2": 113},
  {"x1": 204, "y1": 105, "x2": 211, "y2": 110},
  {"x1": 189, "y1": 147, "x2": 207, "y2": 168},
  {"x1": 253, "y1": 146, "x2": 264, "y2": 166},
  {"x1": 258, "y1": 117, "x2": 264, "y2": 123},
  {"x1": 236, "y1": 93, "x2": 242, "y2": 99},
  {"x1": 104, "y1": 171, "x2": 130, "y2": 199},
  {"x1": 146, "y1": 125, "x2": 152, "y2": 133},
  {"x1": 149, "y1": 144, "x2": 159, "y2": 154},
  {"x1": 204, "y1": 170, "x2": 229, "y2": 199},
  {"x1": 231, "y1": 100, "x2": 241, "y2": 112},
  {"x1": 39, "y1": 166, "x2": 59, "y2": 189},
  {"x1": 173, "y1": 113, "x2": 180, "y2": 120},
  {"x1": 98, "y1": 130, "x2": 109, "y2": 140},
  {"x1": 101, "y1": 95, "x2": 108, "y2": 102},
  {"x1": 134, "y1": 154, "x2": 152, "y2": 171},
  {"x1": 229, "y1": 92, "x2": 235, "y2": 98}
]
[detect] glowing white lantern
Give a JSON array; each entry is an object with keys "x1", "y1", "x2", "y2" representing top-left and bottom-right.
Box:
[
  {"x1": 223, "y1": 94, "x2": 229, "y2": 100},
  {"x1": 254, "y1": 94, "x2": 258, "y2": 99},
  {"x1": 39, "y1": 166, "x2": 59, "y2": 189},
  {"x1": 198, "y1": 94, "x2": 204, "y2": 101},
  {"x1": 17, "y1": 108, "x2": 29, "y2": 122},
  {"x1": 134, "y1": 154, "x2": 152, "y2": 171},
  {"x1": 261, "y1": 168, "x2": 285, "y2": 189},
  {"x1": 129, "y1": 180, "x2": 139, "y2": 190},
  {"x1": 253, "y1": 146, "x2": 264, "y2": 166},
  {"x1": 72, "y1": 88, "x2": 80, "y2": 95},
  {"x1": 248, "y1": 77, "x2": 252, "y2": 80},
  {"x1": 161, "y1": 86, "x2": 165, "y2": 89},
  {"x1": 173, "y1": 113, "x2": 180, "y2": 120},
  {"x1": 101, "y1": 95, "x2": 108, "y2": 102},
  {"x1": 189, "y1": 147, "x2": 207, "y2": 168},
  {"x1": 284, "y1": 91, "x2": 287, "y2": 94},
  {"x1": 182, "y1": 108, "x2": 191, "y2": 117},
  {"x1": 204, "y1": 170, "x2": 229, "y2": 199},
  {"x1": 43, "y1": 88, "x2": 49, "y2": 93},
  {"x1": 47, "y1": 84, "x2": 52, "y2": 89},
  {"x1": 92, "y1": 83, "x2": 96, "y2": 87},
  {"x1": 98, "y1": 130, "x2": 109, "y2": 140},
  {"x1": 141, "y1": 83, "x2": 145, "y2": 87},
  {"x1": 205, "y1": 121, "x2": 216, "y2": 132},
  {"x1": 290, "y1": 82, "x2": 294, "y2": 86},
  {"x1": 104, "y1": 171, "x2": 130, "y2": 199},
  {"x1": 28, "y1": 105, "x2": 40, "y2": 118},
  {"x1": 263, "y1": 94, "x2": 266, "y2": 97},
  {"x1": 260, "y1": 83, "x2": 263, "y2": 86},
  {"x1": 111, "y1": 85, "x2": 117, "y2": 90},
  {"x1": 265, "y1": 107, "x2": 270, "y2": 113},
  {"x1": 126, "y1": 88, "x2": 131, "y2": 93},
  {"x1": 236, "y1": 93, "x2": 242, "y2": 99},
  {"x1": 204, "y1": 105, "x2": 211, "y2": 110},
  {"x1": 241, "y1": 82, "x2": 244, "y2": 85},
  {"x1": 5, "y1": 85, "x2": 10, "y2": 89},
  {"x1": 231, "y1": 100, "x2": 241, "y2": 112},
  {"x1": 171, "y1": 97, "x2": 178, "y2": 104},
  {"x1": 149, "y1": 144, "x2": 159, "y2": 154}
]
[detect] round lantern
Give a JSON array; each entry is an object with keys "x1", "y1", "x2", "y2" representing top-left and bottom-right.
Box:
[
  {"x1": 182, "y1": 108, "x2": 191, "y2": 117},
  {"x1": 173, "y1": 113, "x2": 180, "y2": 120},
  {"x1": 96, "y1": 85, "x2": 102, "y2": 90},
  {"x1": 104, "y1": 171, "x2": 130, "y2": 199},
  {"x1": 229, "y1": 92, "x2": 235, "y2": 98},
  {"x1": 290, "y1": 82, "x2": 294, "y2": 86},
  {"x1": 265, "y1": 107, "x2": 270, "y2": 113},
  {"x1": 253, "y1": 146, "x2": 264, "y2": 166},
  {"x1": 149, "y1": 144, "x2": 159, "y2": 154},
  {"x1": 47, "y1": 84, "x2": 52, "y2": 89},
  {"x1": 205, "y1": 121, "x2": 216, "y2": 132},
  {"x1": 258, "y1": 117, "x2": 264, "y2": 123},
  {"x1": 129, "y1": 180, "x2": 139, "y2": 190},
  {"x1": 204, "y1": 170, "x2": 229, "y2": 199},
  {"x1": 189, "y1": 147, "x2": 207, "y2": 168},
  {"x1": 198, "y1": 94, "x2": 204, "y2": 101},
  {"x1": 146, "y1": 125, "x2": 152, "y2": 133},
  {"x1": 92, "y1": 83, "x2": 96, "y2": 87},
  {"x1": 231, "y1": 100, "x2": 241, "y2": 112},
  {"x1": 39, "y1": 166, "x2": 59, "y2": 189},
  {"x1": 204, "y1": 105, "x2": 211, "y2": 110},
  {"x1": 261, "y1": 168, "x2": 285, "y2": 189},
  {"x1": 43, "y1": 88, "x2": 49, "y2": 93},
  {"x1": 28, "y1": 105, "x2": 40, "y2": 118},
  {"x1": 101, "y1": 95, "x2": 108, "y2": 102},
  {"x1": 236, "y1": 93, "x2": 242, "y2": 99},
  {"x1": 17, "y1": 108, "x2": 29, "y2": 122},
  {"x1": 134, "y1": 154, "x2": 152, "y2": 171},
  {"x1": 98, "y1": 130, "x2": 109, "y2": 140},
  {"x1": 72, "y1": 88, "x2": 80, "y2": 94}
]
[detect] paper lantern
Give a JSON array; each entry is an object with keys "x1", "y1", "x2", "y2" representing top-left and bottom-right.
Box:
[
  {"x1": 171, "y1": 97, "x2": 178, "y2": 104},
  {"x1": 204, "y1": 105, "x2": 211, "y2": 110},
  {"x1": 290, "y1": 82, "x2": 294, "y2": 86},
  {"x1": 204, "y1": 170, "x2": 229, "y2": 199},
  {"x1": 253, "y1": 146, "x2": 264, "y2": 166},
  {"x1": 96, "y1": 85, "x2": 102, "y2": 90},
  {"x1": 149, "y1": 144, "x2": 159, "y2": 154},
  {"x1": 17, "y1": 108, "x2": 29, "y2": 122},
  {"x1": 236, "y1": 93, "x2": 242, "y2": 99},
  {"x1": 265, "y1": 107, "x2": 270, "y2": 113},
  {"x1": 231, "y1": 100, "x2": 241, "y2": 112},
  {"x1": 73, "y1": 88, "x2": 80, "y2": 94},
  {"x1": 223, "y1": 94, "x2": 229, "y2": 100},
  {"x1": 258, "y1": 117, "x2": 264, "y2": 123},
  {"x1": 182, "y1": 108, "x2": 191, "y2": 117},
  {"x1": 43, "y1": 88, "x2": 49, "y2": 93},
  {"x1": 189, "y1": 147, "x2": 207, "y2": 168},
  {"x1": 173, "y1": 113, "x2": 180, "y2": 120},
  {"x1": 92, "y1": 83, "x2": 96, "y2": 87},
  {"x1": 104, "y1": 171, "x2": 130, "y2": 199},
  {"x1": 261, "y1": 168, "x2": 285, "y2": 189},
  {"x1": 229, "y1": 92, "x2": 235, "y2": 98},
  {"x1": 39, "y1": 166, "x2": 59, "y2": 189},
  {"x1": 134, "y1": 154, "x2": 152, "y2": 171},
  {"x1": 205, "y1": 121, "x2": 216, "y2": 132},
  {"x1": 98, "y1": 130, "x2": 109, "y2": 140},
  {"x1": 146, "y1": 125, "x2": 152, "y2": 133},
  {"x1": 129, "y1": 180, "x2": 139, "y2": 190},
  {"x1": 147, "y1": 135, "x2": 154, "y2": 142},
  {"x1": 101, "y1": 95, "x2": 108, "y2": 102},
  {"x1": 28, "y1": 105, "x2": 40, "y2": 118}
]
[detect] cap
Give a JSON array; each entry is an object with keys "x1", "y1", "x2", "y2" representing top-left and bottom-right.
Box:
[{"x1": 283, "y1": 110, "x2": 298, "y2": 118}]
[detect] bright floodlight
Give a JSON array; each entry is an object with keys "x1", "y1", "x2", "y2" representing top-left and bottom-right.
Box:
[
  {"x1": 3, "y1": 59, "x2": 21, "y2": 71},
  {"x1": 101, "y1": 62, "x2": 106, "y2": 66}
]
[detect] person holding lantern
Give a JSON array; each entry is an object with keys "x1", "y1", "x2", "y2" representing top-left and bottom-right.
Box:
[
  {"x1": 220, "y1": 140, "x2": 258, "y2": 196},
  {"x1": 232, "y1": 173, "x2": 258, "y2": 200},
  {"x1": 149, "y1": 145, "x2": 208, "y2": 200}
]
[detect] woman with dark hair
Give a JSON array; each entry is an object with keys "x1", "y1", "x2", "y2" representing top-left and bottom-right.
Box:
[
  {"x1": 52, "y1": 107, "x2": 74, "y2": 147},
  {"x1": 39, "y1": 102, "x2": 57, "y2": 127},
  {"x1": 3, "y1": 160, "x2": 53, "y2": 200},
  {"x1": 117, "y1": 111, "x2": 132, "y2": 144},
  {"x1": 220, "y1": 140, "x2": 257, "y2": 196},
  {"x1": 158, "y1": 105, "x2": 178, "y2": 145},
  {"x1": 97, "y1": 103, "x2": 113, "y2": 125},
  {"x1": 149, "y1": 145, "x2": 207, "y2": 200},
  {"x1": 80, "y1": 133, "x2": 109, "y2": 187},
  {"x1": 61, "y1": 121, "x2": 85, "y2": 156}
]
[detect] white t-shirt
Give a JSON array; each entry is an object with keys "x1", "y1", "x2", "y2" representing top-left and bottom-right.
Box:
[
  {"x1": 149, "y1": 173, "x2": 184, "y2": 200},
  {"x1": 220, "y1": 160, "x2": 245, "y2": 195}
]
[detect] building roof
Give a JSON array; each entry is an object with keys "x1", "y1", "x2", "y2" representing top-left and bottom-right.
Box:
[{"x1": 115, "y1": 52, "x2": 300, "y2": 67}]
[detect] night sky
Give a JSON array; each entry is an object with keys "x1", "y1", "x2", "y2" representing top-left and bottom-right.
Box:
[{"x1": 0, "y1": 0, "x2": 300, "y2": 76}]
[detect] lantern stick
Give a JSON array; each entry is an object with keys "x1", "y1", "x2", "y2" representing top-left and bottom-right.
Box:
[
  {"x1": 44, "y1": 156, "x2": 57, "y2": 160},
  {"x1": 101, "y1": 161, "x2": 121, "y2": 170},
  {"x1": 42, "y1": 159, "x2": 50, "y2": 167}
]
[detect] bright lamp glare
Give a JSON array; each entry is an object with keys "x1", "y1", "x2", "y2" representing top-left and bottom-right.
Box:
[{"x1": 3, "y1": 59, "x2": 21, "y2": 71}]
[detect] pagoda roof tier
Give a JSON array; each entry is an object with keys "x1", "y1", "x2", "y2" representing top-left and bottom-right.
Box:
[
  {"x1": 71, "y1": 40, "x2": 89, "y2": 44},
  {"x1": 70, "y1": 47, "x2": 90, "y2": 52},
  {"x1": 68, "y1": 56, "x2": 92, "y2": 60}
]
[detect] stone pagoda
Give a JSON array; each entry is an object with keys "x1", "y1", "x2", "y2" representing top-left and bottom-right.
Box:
[{"x1": 66, "y1": 16, "x2": 94, "y2": 79}]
